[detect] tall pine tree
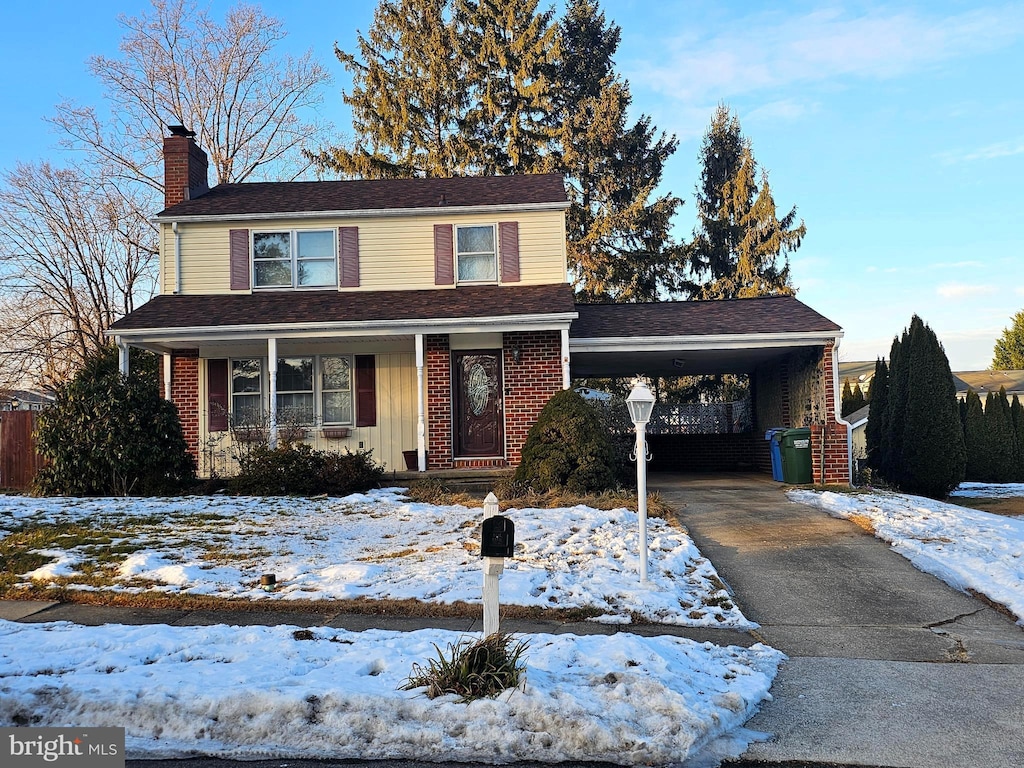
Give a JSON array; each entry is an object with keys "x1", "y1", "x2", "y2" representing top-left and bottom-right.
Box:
[
  {"x1": 687, "y1": 104, "x2": 805, "y2": 300},
  {"x1": 865, "y1": 357, "x2": 888, "y2": 472},
  {"x1": 456, "y1": 0, "x2": 558, "y2": 175},
  {"x1": 310, "y1": 0, "x2": 470, "y2": 178}
]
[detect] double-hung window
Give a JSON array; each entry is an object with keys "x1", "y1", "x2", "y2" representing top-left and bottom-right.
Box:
[
  {"x1": 228, "y1": 356, "x2": 355, "y2": 427},
  {"x1": 455, "y1": 224, "x2": 496, "y2": 282},
  {"x1": 253, "y1": 230, "x2": 336, "y2": 289}
]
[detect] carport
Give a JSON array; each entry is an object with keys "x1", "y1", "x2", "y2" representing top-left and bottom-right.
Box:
[{"x1": 568, "y1": 296, "x2": 852, "y2": 484}]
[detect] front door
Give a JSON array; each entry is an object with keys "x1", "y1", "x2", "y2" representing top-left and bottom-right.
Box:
[{"x1": 453, "y1": 351, "x2": 504, "y2": 457}]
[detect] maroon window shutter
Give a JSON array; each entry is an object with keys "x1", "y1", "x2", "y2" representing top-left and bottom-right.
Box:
[
  {"x1": 434, "y1": 224, "x2": 454, "y2": 285},
  {"x1": 499, "y1": 221, "x2": 520, "y2": 282},
  {"x1": 207, "y1": 359, "x2": 229, "y2": 432},
  {"x1": 229, "y1": 229, "x2": 250, "y2": 290},
  {"x1": 355, "y1": 355, "x2": 377, "y2": 427},
  {"x1": 339, "y1": 226, "x2": 359, "y2": 287}
]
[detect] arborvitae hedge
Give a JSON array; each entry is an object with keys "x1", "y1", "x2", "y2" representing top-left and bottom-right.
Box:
[
  {"x1": 1012, "y1": 395, "x2": 1024, "y2": 481},
  {"x1": 962, "y1": 390, "x2": 989, "y2": 482},
  {"x1": 985, "y1": 388, "x2": 1018, "y2": 483},
  {"x1": 865, "y1": 357, "x2": 888, "y2": 472}
]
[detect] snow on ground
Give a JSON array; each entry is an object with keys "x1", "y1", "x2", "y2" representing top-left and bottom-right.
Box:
[
  {"x1": 951, "y1": 482, "x2": 1024, "y2": 499},
  {"x1": 0, "y1": 489, "x2": 751, "y2": 628},
  {"x1": 0, "y1": 620, "x2": 783, "y2": 766},
  {"x1": 789, "y1": 487, "x2": 1024, "y2": 625}
]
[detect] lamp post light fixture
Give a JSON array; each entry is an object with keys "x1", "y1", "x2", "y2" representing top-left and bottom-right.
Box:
[{"x1": 626, "y1": 379, "x2": 656, "y2": 583}]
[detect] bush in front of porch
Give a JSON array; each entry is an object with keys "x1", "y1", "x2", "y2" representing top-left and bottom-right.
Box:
[
  {"x1": 230, "y1": 443, "x2": 385, "y2": 496},
  {"x1": 514, "y1": 389, "x2": 623, "y2": 494}
]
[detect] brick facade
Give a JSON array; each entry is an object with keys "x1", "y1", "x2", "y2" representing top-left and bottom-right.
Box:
[
  {"x1": 423, "y1": 331, "x2": 564, "y2": 469},
  {"x1": 502, "y1": 330, "x2": 563, "y2": 465},
  {"x1": 809, "y1": 342, "x2": 850, "y2": 484},
  {"x1": 169, "y1": 350, "x2": 201, "y2": 461}
]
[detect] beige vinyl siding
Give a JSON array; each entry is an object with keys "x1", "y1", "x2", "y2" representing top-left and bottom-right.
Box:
[
  {"x1": 198, "y1": 352, "x2": 418, "y2": 478},
  {"x1": 166, "y1": 209, "x2": 567, "y2": 295}
]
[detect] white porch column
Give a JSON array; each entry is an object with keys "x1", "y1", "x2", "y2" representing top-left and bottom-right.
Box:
[
  {"x1": 268, "y1": 338, "x2": 278, "y2": 449},
  {"x1": 163, "y1": 352, "x2": 173, "y2": 400},
  {"x1": 415, "y1": 333, "x2": 427, "y2": 472},
  {"x1": 561, "y1": 328, "x2": 571, "y2": 390},
  {"x1": 116, "y1": 338, "x2": 129, "y2": 377}
]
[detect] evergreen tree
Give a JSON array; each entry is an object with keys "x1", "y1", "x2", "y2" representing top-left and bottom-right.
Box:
[
  {"x1": 851, "y1": 383, "x2": 866, "y2": 413},
  {"x1": 310, "y1": 0, "x2": 471, "y2": 178},
  {"x1": 687, "y1": 104, "x2": 805, "y2": 300},
  {"x1": 456, "y1": 0, "x2": 558, "y2": 175},
  {"x1": 316, "y1": 0, "x2": 686, "y2": 301},
  {"x1": 842, "y1": 378, "x2": 854, "y2": 416},
  {"x1": 985, "y1": 388, "x2": 1018, "y2": 482},
  {"x1": 865, "y1": 357, "x2": 888, "y2": 472},
  {"x1": 1011, "y1": 394, "x2": 1024, "y2": 480},
  {"x1": 992, "y1": 309, "x2": 1024, "y2": 369},
  {"x1": 551, "y1": 0, "x2": 684, "y2": 301},
  {"x1": 879, "y1": 332, "x2": 907, "y2": 484},
  {"x1": 891, "y1": 315, "x2": 966, "y2": 498},
  {"x1": 962, "y1": 390, "x2": 988, "y2": 482}
]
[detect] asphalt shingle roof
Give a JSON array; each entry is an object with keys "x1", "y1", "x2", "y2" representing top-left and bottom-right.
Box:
[
  {"x1": 109, "y1": 284, "x2": 578, "y2": 332},
  {"x1": 158, "y1": 174, "x2": 568, "y2": 218},
  {"x1": 570, "y1": 296, "x2": 842, "y2": 338}
]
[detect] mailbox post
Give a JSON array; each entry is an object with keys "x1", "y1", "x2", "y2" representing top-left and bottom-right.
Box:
[{"x1": 480, "y1": 492, "x2": 514, "y2": 636}]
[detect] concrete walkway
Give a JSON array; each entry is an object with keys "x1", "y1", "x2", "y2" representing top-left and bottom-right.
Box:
[{"x1": 651, "y1": 473, "x2": 1024, "y2": 768}]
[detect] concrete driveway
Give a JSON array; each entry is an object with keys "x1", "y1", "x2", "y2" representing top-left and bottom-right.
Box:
[{"x1": 650, "y1": 473, "x2": 1024, "y2": 768}]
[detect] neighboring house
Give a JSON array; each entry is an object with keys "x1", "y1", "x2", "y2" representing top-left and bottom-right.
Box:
[
  {"x1": 953, "y1": 370, "x2": 1024, "y2": 402},
  {"x1": 108, "y1": 127, "x2": 852, "y2": 483},
  {"x1": 1, "y1": 389, "x2": 55, "y2": 411},
  {"x1": 845, "y1": 403, "x2": 870, "y2": 461},
  {"x1": 837, "y1": 360, "x2": 877, "y2": 396}
]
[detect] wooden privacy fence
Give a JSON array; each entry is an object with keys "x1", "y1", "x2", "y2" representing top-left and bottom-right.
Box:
[{"x1": 0, "y1": 411, "x2": 44, "y2": 490}]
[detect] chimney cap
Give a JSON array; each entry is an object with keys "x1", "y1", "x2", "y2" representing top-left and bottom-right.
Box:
[{"x1": 167, "y1": 124, "x2": 196, "y2": 138}]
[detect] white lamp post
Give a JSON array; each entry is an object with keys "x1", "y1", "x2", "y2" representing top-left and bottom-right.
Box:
[{"x1": 626, "y1": 379, "x2": 656, "y2": 583}]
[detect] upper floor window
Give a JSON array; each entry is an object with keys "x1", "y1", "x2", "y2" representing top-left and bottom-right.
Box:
[
  {"x1": 253, "y1": 230, "x2": 336, "y2": 289},
  {"x1": 456, "y1": 225, "x2": 496, "y2": 283}
]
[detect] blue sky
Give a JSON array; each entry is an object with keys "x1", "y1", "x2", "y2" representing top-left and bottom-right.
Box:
[{"x1": 1, "y1": 0, "x2": 1022, "y2": 371}]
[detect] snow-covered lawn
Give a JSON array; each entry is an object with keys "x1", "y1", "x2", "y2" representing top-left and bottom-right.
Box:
[
  {"x1": 1, "y1": 488, "x2": 750, "y2": 628},
  {"x1": 789, "y1": 486, "x2": 1024, "y2": 625},
  {"x1": 0, "y1": 621, "x2": 783, "y2": 765},
  {"x1": 0, "y1": 488, "x2": 782, "y2": 765}
]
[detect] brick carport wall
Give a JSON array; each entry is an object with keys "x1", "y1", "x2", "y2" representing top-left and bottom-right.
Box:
[{"x1": 811, "y1": 341, "x2": 850, "y2": 484}]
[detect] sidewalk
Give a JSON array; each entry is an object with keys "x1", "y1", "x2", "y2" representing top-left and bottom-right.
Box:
[{"x1": 651, "y1": 473, "x2": 1024, "y2": 768}]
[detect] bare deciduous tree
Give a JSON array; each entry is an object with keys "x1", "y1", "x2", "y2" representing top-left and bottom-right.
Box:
[
  {"x1": 51, "y1": 0, "x2": 333, "y2": 188},
  {"x1": 0, "y1": 163, "x2": 156, "y2": 389},
  {"x1": 0, "y1": 0, "x2": 331, "y2": 388}
]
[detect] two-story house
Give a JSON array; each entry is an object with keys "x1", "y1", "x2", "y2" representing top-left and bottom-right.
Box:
[{"x1": 110, "y1": 127, "x2": 853, "y2": 484}]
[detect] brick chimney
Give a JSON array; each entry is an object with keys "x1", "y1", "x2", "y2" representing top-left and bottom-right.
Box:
[{"x1": 163, "y1": 125, "x2": 209, "y2": 209}]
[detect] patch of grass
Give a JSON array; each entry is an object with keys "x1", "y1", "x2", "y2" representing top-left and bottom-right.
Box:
[
  {"x1": 953, "y1": 496, "x2": 1024, "y2": 518},
  {"x1": 402, "y1": 632, "x2": 529, "y2": 702}
]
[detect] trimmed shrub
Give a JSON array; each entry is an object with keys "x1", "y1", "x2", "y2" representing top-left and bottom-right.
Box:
[
  {"x1": 33, "y1": 346, "x2": 196, "y2": 497},
  {"x1": 229, "y1": 443, "x2": 384, "y2": 496},
  {"x1": 514, "y1": 389, "x2": 621, "y2": 494},
  {"x1": 985, "y1": 388, "x2": 1018, "y2": 483}
]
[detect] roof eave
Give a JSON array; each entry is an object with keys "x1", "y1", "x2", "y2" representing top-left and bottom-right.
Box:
[
  {"x1": 569, "y1": 330, "x2": 844, "y2": 353},
  {"x1": 153, "y1": 200, "x2": 571, "y2": 224}
]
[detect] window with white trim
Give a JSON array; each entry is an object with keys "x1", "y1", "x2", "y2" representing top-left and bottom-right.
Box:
[
  {"x1": 228, "y1": 356, "x2": 355, "y2": 427},
  {"x1": 456, "y1": 224, "x2": 496, "y2": 282},
  {"x1": 253, "y1": 230, "x2": 336, "y2": 288}
]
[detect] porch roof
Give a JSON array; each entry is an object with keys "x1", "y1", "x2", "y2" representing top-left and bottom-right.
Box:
[
  {"x1": 108, "y1": 284, "x2": 578, "y2": 351},
  {"x1": 569, "y1": 296, "x2": 844, "y2": 377}
]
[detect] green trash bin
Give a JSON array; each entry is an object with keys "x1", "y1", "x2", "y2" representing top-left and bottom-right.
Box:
[{"x1": 780, "y1": 427, "x2": 813, "y2": 484}]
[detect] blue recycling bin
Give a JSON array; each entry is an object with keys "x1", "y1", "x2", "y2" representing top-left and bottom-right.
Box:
[{"x1": 765, "y1": 428, "x2": 786, "y2": 482}]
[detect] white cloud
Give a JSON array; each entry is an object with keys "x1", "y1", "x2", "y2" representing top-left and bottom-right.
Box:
[
  {"x1": 631, "y1": 5, "x2": 1024, "y2": 106},
  {"x1": 936, "y1": 283, "x2": 997, "y2": 299},
  {"x1": 938, "y1": 137, "x2": 1024, "y2": 163}
]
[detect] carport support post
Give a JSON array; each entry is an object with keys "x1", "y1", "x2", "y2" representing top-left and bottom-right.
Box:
[{"x1": 482, "y1": 492, "x2": 503, "y2": 636}]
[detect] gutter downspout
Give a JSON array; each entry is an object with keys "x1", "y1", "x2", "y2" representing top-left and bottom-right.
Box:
[{"x1": 172, "y1": 222, "x2": 182, "y2": 295}]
